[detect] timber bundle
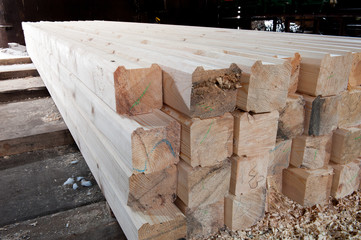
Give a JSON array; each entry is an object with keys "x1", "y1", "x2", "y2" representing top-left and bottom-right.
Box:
[{"x1": 22, "y1": 21, "x2": 361, "y2": 240}]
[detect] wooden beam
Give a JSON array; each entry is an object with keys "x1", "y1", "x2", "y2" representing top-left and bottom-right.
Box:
[
  {"x1": 330, "y1": 127, "x2": 361, "y2": 164},
  {"x1": 268, "y1": 139, "x2": 292, "y2": 176},
  {"x1": 229, "y1": 154, "x2": 268, "y2": 195},
  {"x1": 23, "y1": 23, "x2": 163, "y2": 116},
  {"x1": 175, "y1": 198, "x2": 224, "y2": 239},
  {"x1": 233, "y1": 110, "x2": 279, "y2": 157},
  {"x1": 290, "y1": 134, "x2": 332, "y2": 169},
  {"x1": 277, "y1": 93, "x2": 305, "y2": 140},
  {"x1": 0, "y1": 97, "x2": 73, "y2": 157},
  {"x1": 338, "y1": 87, "x2": 361, "y2": 128},
  {"x1": 75, "y1": 21, "x2": 352, "y2": 97},
  {"x1": 177, "y1": 159, "x2": 231, "y2": 209},
  {"x1": 24, "y1": 22, "x2": 243, "y2": 118},
  {"x1": 224, "y1": 187, "x2": 266, "y2": 231},
  {"x1": 29, "y1": 49, "x2": 186, "y2": 239},
  {"x1": 37, "y1": 21, "x2": 292, "y2": 114},
  {"x1": 0, "y1": 56, "x2": 32, "y2": 65},
  {"x1": 162, "y1": 105, "x2": 233, "y2": 167},
  {"x1": 0, "y1": 63, "x2": 39, "y2": 80},
  {"x1": 282, "y1": 166, "x2": 333, "y2": 207},
  {"x1": 330, "y1": 160, "x2": 361, "y2": 199},
  {"x1": 303, "y1": 94, "x2": 340, "y2": 136},
  {"x1": 25, "y1": 42, "x2": 181, "y2": 213},
  {"x1": 25, "y1": 36, "x2": 180, "y2": 175}
]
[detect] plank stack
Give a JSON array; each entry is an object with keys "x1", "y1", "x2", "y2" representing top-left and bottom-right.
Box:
[{"x1": 22, "y1": 21, "x2": 361, "y2": 239}]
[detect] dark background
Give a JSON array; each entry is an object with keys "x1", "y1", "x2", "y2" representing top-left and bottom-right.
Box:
[{"x1": 0, "y1": 0, "x2": 360, "y2": 47}]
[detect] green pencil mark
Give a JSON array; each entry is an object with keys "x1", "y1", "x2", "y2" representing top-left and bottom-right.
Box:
[
  {"x1": 130, "y1": 82, "x2": 151, "y2": 111},
  {"x1": 327, "y1": 73, "x2": 334, "y2": 79},
  {"x1": 196, "y1": 103, "x2": 214, "y2": 112},
  {"x1": 348, "y1": 172, "x2": 359, "y2": 184},
  {"x1": 283, "y1": 147, "x2": 291, "y2": 153},
  {"x1": 314, "y1": 150, "x2": 318, "y2": 161},
  {"x1": 355, "y1": 136, "x2": 361, "y2": 140},
  {"x1": 200, "y1": 120, "x2": 214, "y2": 144}
]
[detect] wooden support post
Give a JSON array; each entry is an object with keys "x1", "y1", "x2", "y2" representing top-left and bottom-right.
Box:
[
  {"x1": 233, "y1": 110, "x2": 279, "y2": 157},
  {"x1": 268, "y1": 139, "x2": 292, "y2": 176},
  {"x1": 175, "y1": 198, "x2": 224, "y2": 239},
  {"x1": 177, "y1": 159, "x2": 231, "y2": 209},
  {"x1": 290, "y1": 134, "x2": 332, "y2": 169},
  {"x1": 23, "y1": 22, "x2": 163, "y2": 116},
  {"x1": 162, "y1": 105, "x2": 233, "y2": 167},
  {"x1": 330, "y1": 160, "x2": 361, "y2": 199},
  {"x1": 338, "y1": 87, "x2": 361, "y2": 128},
  {"x1": 224, "y1": 187, "x2": 266, "y2": 231},
  {"x1": 277, "y1": 93, "x2": 305, "y2": 140},
  {"x1": 330, "y1": 127, "x2": 361, "y2": 164},
  {"x1": 229, "y1": 154, "x2": 268, "y2": 195},
  {"x1": 282, "y1": 166, "x2": 333, "y2": 207},
  {"x1": 303, "y1": 94, "x2": 340, "y2": 136}
]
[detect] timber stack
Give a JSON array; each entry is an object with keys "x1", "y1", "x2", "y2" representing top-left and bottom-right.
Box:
[{"x1": 22, "y1": 21, "x2": 361, "y2": 239}]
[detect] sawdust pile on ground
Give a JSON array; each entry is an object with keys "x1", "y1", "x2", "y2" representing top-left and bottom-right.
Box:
[{"x1": 210, "y1": 190, "x2": 361, "y2": 239}]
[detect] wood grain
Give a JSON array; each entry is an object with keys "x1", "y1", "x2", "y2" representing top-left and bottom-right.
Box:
[
  {"x1": 233, "y1": 110, "x2": 279, "y2": 157},
  {"x1": 330, "y1": 127, "x2": 361, "y2": 164},
  {"x1": 268, "y1": 139, "x2": 292, "y2": 176},
  {"x1": 162, "y1": 105, "x2": 233, "y2": 167},
  {"x1": 230, "y1": 154, "x2": 269, "y2": 195},
  {"x1": 330, "y1": 160, "x2": 361, "y2": 199},
  {"x1": 224, "y1": 187, "x2": 266, "y2": 231},
  {"x1": 282, "y1": 166, "x2": 333, "y2": 207},
  {"x1": 177, "y1": 159, "x2": 231, "y2": 209},
  {"x1": 175, "y1": 198, "x2": 224, "y2": 239},
  {"x1": 290, "y1": 134, "x2": 332, "y2": 169},
  {"x1": 338, "y1": 87, "x2": 361, "y2": 128},
  {"x1": 277, "y1": 93, "x2": 305, "y2": 140},
  {"x1": 303, "y1": 94, "x2": 340, "y2": 136}
]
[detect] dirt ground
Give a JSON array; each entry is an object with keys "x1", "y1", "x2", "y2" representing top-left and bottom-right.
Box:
[{"x1": 210, "y1": 190, "x2": 361, "y2": 239}]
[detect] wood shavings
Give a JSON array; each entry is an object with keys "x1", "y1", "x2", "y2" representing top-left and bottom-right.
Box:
[{"x1": 208, "y1": 190, "x2": 361, "y2": 239}]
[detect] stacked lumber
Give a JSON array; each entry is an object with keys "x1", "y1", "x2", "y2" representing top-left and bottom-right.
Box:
[{"x1": 22, "y1": 20, "x2": 361, "y2": 239}]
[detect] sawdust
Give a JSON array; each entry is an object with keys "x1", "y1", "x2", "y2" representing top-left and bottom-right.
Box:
[
  {"x1": 209, "y1": 190, "x2": 361, "y2": 239},
  {"x1": 193, "y1": 73, "x2": 242, "y2": 92},
  {"x1": 41, "y1": 112, "x2": 62, "y2": 122}
]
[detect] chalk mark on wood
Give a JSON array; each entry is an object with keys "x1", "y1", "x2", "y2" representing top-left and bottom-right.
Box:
[
  {"x1": 347, "y1": 172, "x2": 359, "y2": 184},
  {"x1": 200, "y1": 120, "x2": 214, "y2": 144},
  {"x1": 130, "y1": 82, "x2": 151, "y2": 111},
  {"x1": 133, "y1": 138, "x2": 176, "y2": 173}
]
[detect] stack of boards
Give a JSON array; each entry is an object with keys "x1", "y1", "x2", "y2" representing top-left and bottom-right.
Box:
[{"x1": 22, "y1": 21, "x2": 361, "y2": 240}]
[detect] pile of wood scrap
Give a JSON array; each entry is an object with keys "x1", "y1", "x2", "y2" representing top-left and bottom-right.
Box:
[{"x1": 22, "y1": 21, "x2": 361, "y2": 239}]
